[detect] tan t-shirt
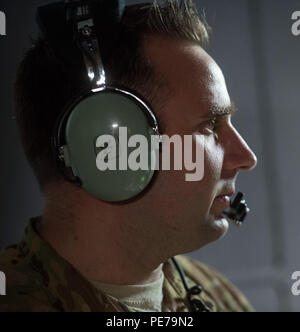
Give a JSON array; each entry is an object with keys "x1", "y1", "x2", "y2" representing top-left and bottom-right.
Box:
[{"x1": 89, "y1": 272, "x2": 165, "y2": 312}]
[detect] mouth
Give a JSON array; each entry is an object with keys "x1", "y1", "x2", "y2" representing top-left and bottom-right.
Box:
[
  {"x1": 213, "y1": 190, "x2": 235, "y2": 216},
  {"x1": 214, "y1": 195, "x2": 231, "y2": 209}
]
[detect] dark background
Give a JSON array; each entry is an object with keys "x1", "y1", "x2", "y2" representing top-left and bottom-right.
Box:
[{"x1": 0, "y1": 0, "x2": 299, "y2": 311}]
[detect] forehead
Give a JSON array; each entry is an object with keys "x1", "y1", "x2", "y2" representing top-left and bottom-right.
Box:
[{"x1": 143, "y1": 37, "x2": 231, "y2": 128}]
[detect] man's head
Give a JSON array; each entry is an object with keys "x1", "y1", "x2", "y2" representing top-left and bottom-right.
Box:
[
  {"x1": 135, "y1": 36, "x2": 257, "y2": 255},
  {"x1": 15, "y1": 0, "x2": 257, "y2": 258},
  {"x1": 14, "y1": 0, "x2": 209, "y2": 192}
]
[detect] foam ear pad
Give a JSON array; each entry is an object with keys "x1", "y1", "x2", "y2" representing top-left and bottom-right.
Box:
[{"x1": 60, "y1": 88, "x2": 159, "y2": 202}]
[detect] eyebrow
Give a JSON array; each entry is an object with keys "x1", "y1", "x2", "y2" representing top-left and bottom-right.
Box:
[{"x1": 201, "y1": 102, "x2": 237, "y2": 119}]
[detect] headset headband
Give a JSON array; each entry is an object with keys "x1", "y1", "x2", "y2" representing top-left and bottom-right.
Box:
[{"x1": 36, "y1": 0, "x2": 126, "y2": 85}]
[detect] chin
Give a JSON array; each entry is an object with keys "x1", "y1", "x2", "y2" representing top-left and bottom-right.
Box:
[
  {"x1": 181, "y1": 217, "x2": 229, "y2": 253},
  {"x1": 201, "y1": 214, "x2": 229, "y2": 243},
  {"x1": 211, "y1": 216, "x2": 229, "y2": 239}
]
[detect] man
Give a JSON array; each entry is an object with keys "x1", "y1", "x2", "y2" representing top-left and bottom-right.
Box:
[{"x1": 0, "y1": 0, "x2": 257, "y2": 312}]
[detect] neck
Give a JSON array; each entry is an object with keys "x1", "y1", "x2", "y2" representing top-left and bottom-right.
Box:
[{"x1": 37, "y1": 183, "x2": 165, "y2": 285}]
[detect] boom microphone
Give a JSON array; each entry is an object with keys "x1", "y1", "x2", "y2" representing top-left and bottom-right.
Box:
[{"x1": 221, "y1": 192, "x2": 250, "y2": 226}]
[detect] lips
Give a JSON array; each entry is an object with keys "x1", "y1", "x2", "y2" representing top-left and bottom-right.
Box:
[
  {"x1": 215, "y1": 195, "x2": 231, "y2": 209},
  {"x1": 214, "y1": 189, "x2": 235, "y2": 210},
  {"x1": 216, "y1": 190, "x2": 235, "y2": 198}
]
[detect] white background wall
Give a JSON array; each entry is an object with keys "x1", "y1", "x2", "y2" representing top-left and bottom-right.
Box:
[
  {"x1": 0, "y1": 0, "x2": 299, "y2": 312},
  {"x1": 186, "y1": 0, "x2": 300, "y2": 312}
]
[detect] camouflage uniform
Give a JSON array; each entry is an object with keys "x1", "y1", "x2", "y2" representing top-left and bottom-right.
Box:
[{"x1": 0, "y1": 217, "x2": 254, "y2": 312}]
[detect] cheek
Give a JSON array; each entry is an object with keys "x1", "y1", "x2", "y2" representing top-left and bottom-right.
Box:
[
  {"x1": 185, "y1": 139, "x2": 224, "y2": 218},
  {"x1": 140, "y1": 136, "x2": 225, "y2": 227},
  {"x1": 203, "y1": 136, "x2": 224, "y2": 181},
  {"x1": 176, "y1": 135, "x2": 224, "y2": 211},
  {"x1": 144, "y1": 135, "x2": 224, "y2": 209},
  {"x1": 191, "y1": 136, "x2": 224, "y2": 211}
]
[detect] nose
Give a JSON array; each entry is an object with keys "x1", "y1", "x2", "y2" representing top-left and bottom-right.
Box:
[{"x1": 223, "y1": 125, "x2": 258, "y2": 173}]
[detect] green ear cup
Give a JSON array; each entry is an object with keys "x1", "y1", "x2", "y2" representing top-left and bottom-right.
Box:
[{"x1": 62, "y1": 88, "x2": 159, "y2": 202}]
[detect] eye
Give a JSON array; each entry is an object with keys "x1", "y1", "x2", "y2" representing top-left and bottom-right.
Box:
[
  {"x1": 206, "y1": 118, "x2": 218, "y2": 130},
  {"x1": 200, "y1": 117, "x2": 219, "y2": 136}
]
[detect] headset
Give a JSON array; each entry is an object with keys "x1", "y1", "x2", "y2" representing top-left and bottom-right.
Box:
[{"x1": 36, "y1": 0, "x2": 160, "y2": 203}]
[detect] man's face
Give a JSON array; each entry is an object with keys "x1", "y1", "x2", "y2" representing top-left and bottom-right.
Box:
[{"x1": 133, "y1": 36, "x2": 257, "y2": 255}]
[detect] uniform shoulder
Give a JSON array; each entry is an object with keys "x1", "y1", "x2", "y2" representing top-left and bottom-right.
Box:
[
  {"x1": 0, "y1": 245, "x2": 57, "y2": 312},
  {"x1": 176, "y1": 255, "x2": 254, "y2": 312}
]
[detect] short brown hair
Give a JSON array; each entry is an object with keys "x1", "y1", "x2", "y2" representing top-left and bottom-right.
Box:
[{"x1": 14, "y1": 0, "x2": 210, "y2": 192}]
